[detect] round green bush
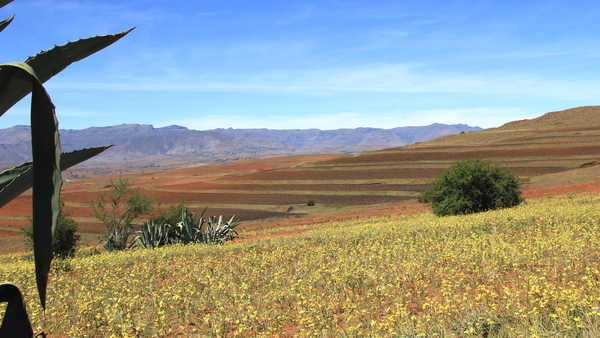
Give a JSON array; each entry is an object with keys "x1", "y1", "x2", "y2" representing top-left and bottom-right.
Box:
[
  {"x1": 21, "y1": 212, "x2": 81, "y2": 259},
  {"x1": 419, "y1": 158, "x2": 524, "y2": 216}
]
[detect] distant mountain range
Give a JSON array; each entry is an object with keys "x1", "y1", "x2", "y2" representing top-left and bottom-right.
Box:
[{"x1": 0, "y1": 123, "x2": 482, "y2": 169}]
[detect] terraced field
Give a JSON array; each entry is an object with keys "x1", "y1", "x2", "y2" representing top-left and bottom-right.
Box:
[{"x1": 2, "y1": 106, "x2": 600, "y2": 251}]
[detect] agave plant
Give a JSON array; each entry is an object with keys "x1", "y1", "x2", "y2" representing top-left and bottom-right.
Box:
[
  {"x1": 170, "y1": 206, "x2": 241, "y2": 245},
  {"x1": 102, "y1": 227, "x2": 136, "y2": 251},
  {"x1": 172, "y1": 207, "x2": 206, "y2": 244},
  {"x1": 135, "y1": 220, "x2": 171, "y2": 248},
  {"x1": 0, "y1": 1, "x2": 132, "y2": 336},
  {"x1": 202, "y1": 214, "x2": 241, "y2": 244}
]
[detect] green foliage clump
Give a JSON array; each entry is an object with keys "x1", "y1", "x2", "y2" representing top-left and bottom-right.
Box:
[
  {"x1": 135, "y1": 206, "x2": 241, "y2": 248},
  {"x1": 153, "y1": 202, "x2": 187, "y2": 227},
  {"x1": 90, "y1": 177, "x2": 155, "y2": 251},
  {"x1": 21, "y1": 211, "x2": 81, "y2": 259},
  {"x1": 307, "y1": 199, "x2": 316, "y2": 206},
  {"x1": 419, "y1": 158, "x2": 524, "y2": 216},
  {"x1": 135, "y1": 220, "x2": 170, "y2": 248}
]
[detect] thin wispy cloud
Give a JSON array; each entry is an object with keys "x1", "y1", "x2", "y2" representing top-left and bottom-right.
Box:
[
  {"x1": 1, "y1": 1, "x2": 599, "y2": 131},
  {"x1": 44, "y1": 63, "x2": 600, "y2": 102}
]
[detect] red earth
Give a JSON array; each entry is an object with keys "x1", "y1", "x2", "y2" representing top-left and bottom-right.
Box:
[{"x1": 2, "y1": 136, "x2": 600, "y2": 252}]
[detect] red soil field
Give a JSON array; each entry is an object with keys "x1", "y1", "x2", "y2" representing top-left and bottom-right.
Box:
[
  {"x1": 522, "y1": 182, "x2": 600, "y2": 197},
  {"x1": 324, "y1": 145, "x2": 600, "y2": 164},
  {"x1": 142, "y1": 190, "x2": 414, "y2": 206},
  {"x1": 3, "y1": 114, "x2": 600, "y2": 252},
  {"x1": 217, "y1": 166, "x2": 567, "y2": 181},
  {"x1": 157, "y1": 182, "x2": 430, "y2": 192}
]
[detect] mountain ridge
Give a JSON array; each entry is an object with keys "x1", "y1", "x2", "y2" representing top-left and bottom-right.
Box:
[{"x1": 0, "y1": 123, "x2": 482, "y2": 169}]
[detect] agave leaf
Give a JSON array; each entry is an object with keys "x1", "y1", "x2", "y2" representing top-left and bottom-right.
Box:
[
  {"x1": 0, "y1": 146, "x2": 112, "y2": 209},
  {"x1": 199, "y1": 206, "x2": 208, "y2": 218},
  {"x1": 60, "y1": 145, "x2": 112, "y2": 169},
  {"x1": 25, "y1": 27, "x2": 135, "y2": 85},
  {"x1": 0, "y1": 62, "x2": 33, "y2": 114},
  {"x1": 142, "y1": 222, "x2": 151, "y2": 239},
  {"x1": 0, "y1": 162, "x2": 32, "y2": 208},
  {"x1": 134, "y1": 236, "x2": 145, "y2": 248},
  {"x1": 0, "y1": 0, "x2": 13, "y2": 9},
  {"x1": 227, "y1": 215, "x2": 236, "y2": 224},
  {"x1": 0, "y1": 283, "x2": 33, "y2": 338},
  {"x1": 0, "y1": 27, "x2": 135, "y2": 116},
  {"x1": 30, "y1": 66, "x2": 61, "y2": 311},
  {"x1": 0, "y1": 14, "x2": 13, "y2": 33},
  {"x1": 0, "y1": 62, "x2": 59, "y2": 309}
]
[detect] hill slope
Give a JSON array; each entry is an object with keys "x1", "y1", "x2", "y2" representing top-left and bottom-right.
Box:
[
  {"x1": 1, "y1": 106, "x2": 600, "y2": 252},
  {"x1": 323, "y1": 105, "x2": 600, "y2": 191}
]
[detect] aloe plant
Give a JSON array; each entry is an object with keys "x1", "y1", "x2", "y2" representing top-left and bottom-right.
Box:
[{"x1": 0, "y1": 1, "x2": 133, "y2": 336}]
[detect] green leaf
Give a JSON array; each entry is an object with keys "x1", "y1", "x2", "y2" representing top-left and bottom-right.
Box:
[
  {"x1": 0, "y1": 15, "x2": 14, "y2": 33},
  {"x1": 0, "y1": 62, "x2": 63, "y2": 309},
  {"x1": 0, "y1": 0, "x2": 13, "y2": 9},
  {"x1": 25, "y1": 27, "x2": 135, "y2": 85},
  {"x1": 0, "y1": 283, "x2": 33, "y2": 338},
  {"x1": 60, "y1": 145, "x2": 112, "y2": 169},
  {"x1": 0, "y1": 62, "x2": 35, "y2": 115},
  {"x1": 0, "y1": 146, "x2": 113, "y2": 209},
  {"x1": 0, "y1": 64, "x2": 55, "y2": 309},
  {"x1": 0, "y1": 162, "x2": 32, "y2": 209},
  {"x1": 30, "y1": 65, "x2": 61, "y2": 311},
  {"x1": 0, "y1": 27, "x2": 135, "y2": 116}
]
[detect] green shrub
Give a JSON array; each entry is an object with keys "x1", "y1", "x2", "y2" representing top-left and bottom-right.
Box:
[
  {"x1": 419, "y1": 158, "x2": 524, "y2": 216},
  {"x1": 21, "y1": 211, "x2": 81, "y2": 259},
  {"x1": 90, "y1": 177, "x2": 155, "y2": 251},
  {"x1": 154, "y1": 202, "x2": 187, "y2": 227},
  {"x1": 307, "y1": 199, "x2": 316, "y2": 206}
]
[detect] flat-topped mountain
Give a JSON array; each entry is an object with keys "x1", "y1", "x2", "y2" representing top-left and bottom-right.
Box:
[{"x1": 0, "y1": 123, "x2": 481, "y2": 169}]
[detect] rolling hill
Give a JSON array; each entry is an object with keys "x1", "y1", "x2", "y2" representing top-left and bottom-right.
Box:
[{"x1": 1, "y1": 105, "x2": 600, "y2": 251}]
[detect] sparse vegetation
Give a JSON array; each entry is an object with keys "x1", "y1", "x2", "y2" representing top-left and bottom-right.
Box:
[
  {"x1": 153, "y1": 202, "x2": 187, "y2": 227},
  {"x1": 134, "y1": 220, "x2": 170, "y2": 249},
  {"x1": 90, "y1": 177, "x2": 155, "y2": 251},
  {"x1": 4, "y1": 194, "x2": 600, "y2": 336},
  {"x1": 136, "y1": 206, "x2": 241, "y2": 248},
  {"x1": 419, "y1": 158, "x2": 524, "y2": 216},
  {"x1": 21, "y1": 207, "x2": 81, "y2": 259},
  {"x1": 0, "y1": 4, "x2": 599, "y2": 336}
]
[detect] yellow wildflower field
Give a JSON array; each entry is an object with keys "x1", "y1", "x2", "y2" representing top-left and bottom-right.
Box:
[{"x1": 3, "y1": 194, "x2": 600, "y2": 337}]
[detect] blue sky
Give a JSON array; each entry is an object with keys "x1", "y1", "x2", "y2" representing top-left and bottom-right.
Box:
[{"x1": 1, "y1": 0, "x2": 599, "y2": 131}]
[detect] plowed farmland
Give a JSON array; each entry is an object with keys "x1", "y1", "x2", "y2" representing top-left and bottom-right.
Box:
[{"x1": 2, "y1": 106, "x2": 600, "y2": 252}]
